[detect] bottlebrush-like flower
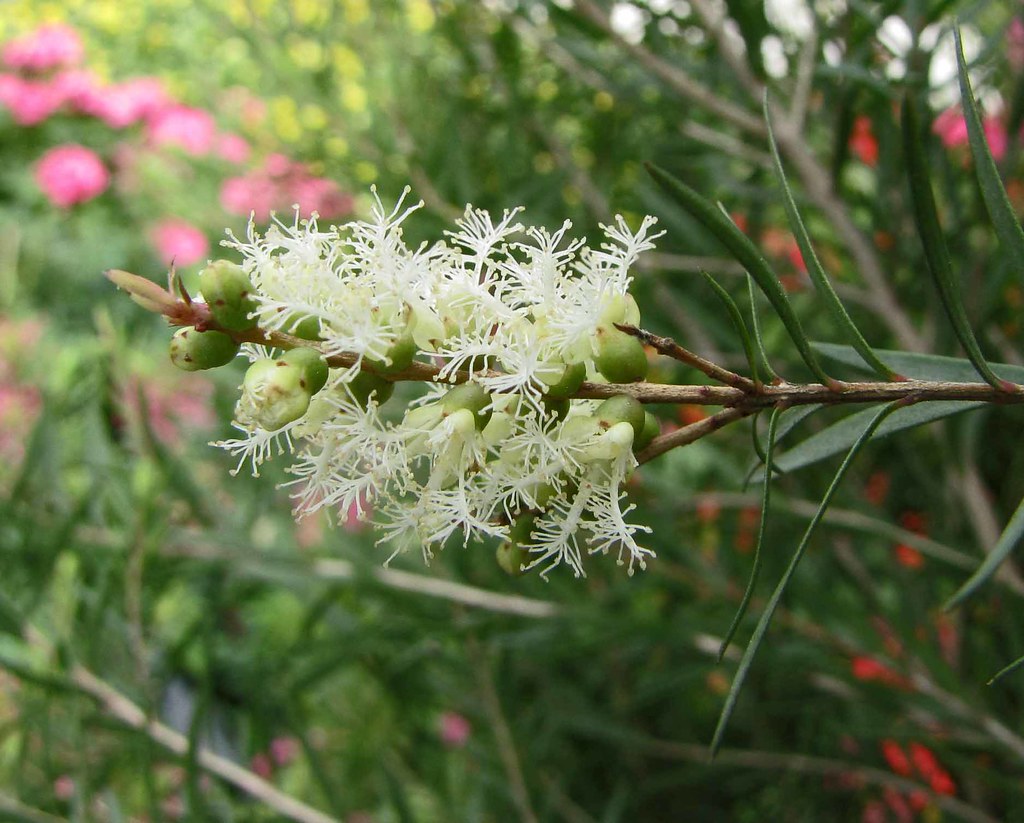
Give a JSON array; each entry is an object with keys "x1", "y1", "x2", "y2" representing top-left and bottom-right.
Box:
[{"x1": 211, "y1": 189, "x2": 663, "y2": 577}]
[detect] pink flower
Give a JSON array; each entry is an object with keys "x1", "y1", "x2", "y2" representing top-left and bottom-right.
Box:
[
  {"x1": 146, "y1": 105, "x2": 217, "y2": 155},
  {"x1": 1010, "y1": 18, "x2": 1024, "y2": 72},
  {"x1": 438, "y1": 711, "x2": 472, "y2": 748},
  {"x1": 150, "y1": 219, "x2": 209, "y2": 267},
  {"x1": 3, "y1": 25, "x2": 83, "y2": 72},
  {"x1": 0, "y1": 75, "x2": 65, "y2": 125},
  {"x1": 269, "y1": 736, "x2": 300, "y2": 766},
  {"x1": 250, "y1": 752, "x2": 273, "y2": 780},
  {"x1": 217, "y1": 132, "x2": 251, "y2": 164},
  {"x1": 221, "y1": 175, "x2": 278, "y2": 220},
  {"x1": 35, "y1": 144, "x2": 109, "y2": 207},
  {"x1": 933, "y1": 107, "x2": 968, "y2": 148},
  {"x1": 52, "y1": 775, "x2": 75, "y2": 801},
  {"x1": 51, "y1": 69, "x2": 102, "y2": 109},
  {"x1": 221, "y1": 155, "x2": 353, "y2": 221},
  {"x1": 933, "y1": 107, "x2": 1008, "y2": 161},
  {"x1": 81, "y1": 77, "x2": 171, "y2": 128}
]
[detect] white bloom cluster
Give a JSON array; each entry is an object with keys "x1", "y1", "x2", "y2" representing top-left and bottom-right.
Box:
[{"x1": 215, "y1": 189, "x2": 664, "y2": 578}]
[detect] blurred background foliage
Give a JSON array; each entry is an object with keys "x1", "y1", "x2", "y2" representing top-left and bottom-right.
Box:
[{"x1": 1, "y1": 0, "x2": 1023, "y2": 820}]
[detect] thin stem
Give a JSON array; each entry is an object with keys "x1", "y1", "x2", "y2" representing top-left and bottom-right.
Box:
[
  {"x1": 614, "y1": 323, "x2": 757, "y2": 392},
  {"x1": 637, "y1": 407, "x2": 754, "y2": 465}
]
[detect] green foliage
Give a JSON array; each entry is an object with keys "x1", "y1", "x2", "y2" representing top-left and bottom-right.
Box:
[{"x1": 1, "y1": 1, "x2": 1023, "y2": 821}]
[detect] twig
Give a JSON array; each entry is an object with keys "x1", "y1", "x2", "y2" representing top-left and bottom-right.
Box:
[
  {"x1": 615, "y1": 323, "x2": 757, "y2": 392},
  {"x1": 679, "y1": 121, "x2": 772, "y2": 168},
  {"x1": 68, "y1": 665, "x2": 341, "y2": 823},
  {"x1": 637, "y1": 407, "x2": 754, "y2": 464},
  {"x1": 789, "y1": 29, "x2": 819, "y2": 133},
  {"x1": 572, "y1": 0, "x2": 766, "y2": 136},
  {"x1": 686, "y1": 0, "x2": 927, "y2": 354}
]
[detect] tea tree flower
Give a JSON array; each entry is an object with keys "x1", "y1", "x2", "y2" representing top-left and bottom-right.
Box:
[{"x1": 197, "y1": 189, "x2": 665, "y2": 577}]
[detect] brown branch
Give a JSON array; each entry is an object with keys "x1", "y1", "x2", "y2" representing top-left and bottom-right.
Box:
[
  {"x1": 636, "y1": 407, "x2": 754, "y2": 464},
  {"x1": 614, "y1": 323, "x2": 758, "y2": 392}
]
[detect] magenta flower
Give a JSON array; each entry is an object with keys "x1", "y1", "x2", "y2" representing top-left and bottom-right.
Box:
[
  {"x1": 221, "y1": 154, "x2": 353, "y2": 221},
  {"x1": 933, "y1": 106, "x2": 1008, "y2": 161},
  {"x1": 82, "y1": 76, "x2": 171, "y2": 128},
  {"x1": 216, "y1": 133, "x2": 251, "y2": 164},
  {"x1": 0, "y1": 74, "x2": 65, "y2": 125},
  {"x1": 150, "y1": 219, "x2": 209, "y2": 267},
  {"x1": 35, "y1": 144, "x2": 109, "y2": 207},
  {"x1": 3, "y1": 24, "x2": 83, "y2": 73},
  {"x1": 146, "y1": 104, "x2": 217, "y2": 155},
  {"x1": 438, "y1": 711, "x2": 472, "y2": 748}
]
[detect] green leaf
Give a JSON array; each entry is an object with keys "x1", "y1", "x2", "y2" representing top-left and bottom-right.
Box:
[
  {"x1": 646, "y1": 163, "x2": 833, "y2": 385},
  {"x1": 760, "y1": 401, "x2": 982, "y2": 478},
  {"x1": 901, "y1": 95, "x2": 1012, "y2": 392},
  {"x1": 720, "y1": 407, "x2": 781, "y2": 661},
  {"x1": 711, "y1": 401, "x2": 902, "y2": 757},
  {"x1": 764, "y1": 95, "x2": 899, "y2": 381},
  {"x1": 700, "y1": 270, "x2": 760, "y2": 385},
  {"x1": 747, "y1": 275, "x2": 781, "y2": 383},
  {"x1": 814, "y1": 342, "x2": 1024, "y2": 383},
  {"x1": 955, "y1": 25, "x2": 1024, "y2": 282},
  {"x1": 946, "y1": 494, "x2": 1024, "y2": 610},
  {"x1": 989, "y1": 652, "x2": 1024, "y2": 685}
]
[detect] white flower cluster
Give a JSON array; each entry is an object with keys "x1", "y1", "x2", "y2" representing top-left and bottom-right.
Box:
[{"x1": 215, "y1": 189, "x2": 664, "y2": 578}]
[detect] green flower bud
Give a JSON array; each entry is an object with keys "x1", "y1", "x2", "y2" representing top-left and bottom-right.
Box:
[
  {"x1": 199, "y1": 260, "x2": 258, "y2": 332},
  {"x1": 540, "y1": 394, "x2": 570, "y2": 422},
  {"x1": 633, "y1": 411, "x2": 660, "y2": 453},
  {"x1": 442, "y1": 382, "x2": 492, "y2": 430},
  {"x1": 240, "y1": 358, "x2": 311, "y2": 430},
  {"x1": 496, "y1": 512, "x2": 536, "y2": 576},
  {"x1": 347, "y1": 370, "x2": 394, "y2": 406},
  {"x1": 595, "y1": 394, "x2": 645, "y2": 440},
  {"x1": 598, "y1": 293, "x2": 641, "y2": 326},
  {"x1": 540, "y1": 360, "x2": 586, "y2": 398},
  {"x1": 169, "y1": 327, "x2": 239, "y2": 371},
  {"x1": 367, "y1": 333, "x2": 417, "y2": 375},
  {"x1": 282, "y1": 313, "x2": 322, "y2": 340},
  {"x1": 280, "y1": 347, "x2": 329, "y2": 395},
  {"x1": 496, "y1": 540, "x2": 531, "y2": 576},
  {"x1": 594, "y1": 324, "x2": 648, "y2": 383}
]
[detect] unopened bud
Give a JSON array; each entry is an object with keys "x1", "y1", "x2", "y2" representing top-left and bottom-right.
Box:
[
  {"x1": 442, "y1": 382, "x2": 492, "y2": 430},
  {"x1": 633, "y1": 411, "x2": 660, "y2": 453},
  {"x1": 199, "y1": 260, "x2": 258, "y2": 332},
  {"x1": 594, "y1": 324, "x2": 648, "y2": 383},
  {"x1": 347, "y1": 370, "x2": 394, "y2": 405},
  {"x1": 595, "y1": 394, "x2": 645, "y2": 440},
  {"x1": 280, "y1": 347, "x2": 329, "y2": 395},
  {"x1": 367, "y1": 332, "x2": 417, "y2": 375},
  {"x1": 169, "y1": 327, "x2": 239, "y2": 371},
  {"x1": 239, "y1": 357, "x2": 311, "y2": 430},
  {"x1": 540, "y1": 360, "x2": 586, "y2": 398}
]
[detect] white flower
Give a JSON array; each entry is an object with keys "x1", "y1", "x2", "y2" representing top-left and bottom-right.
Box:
[{"x1": 214, "y1": 192, "x2": 662, "y2": 577}]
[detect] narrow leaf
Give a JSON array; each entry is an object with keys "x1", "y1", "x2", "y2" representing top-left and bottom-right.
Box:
[
  {"x1": 758, "y1": 401, "x2": 982, "y2": 479},
  {"x1": 711, "y1": 401, "x2": 902, "y2": 757},
  {"x1": 989, "y1": 652, "x2": 1024, "y2": 685},
  {"x1": 700, "y1": 270, "x2": 760, "y2": 385},
  {"x1": 814, "y1": 342, "x2": 1024, "y2": 383},
  {"x1": 747, "y1": 275, "x2": 781, "y2": 383},
  {"x1": 720, "y1": 407, "x2": 782, "y2": 660},
  {"x1": 901, "y1": 95, "x2": 1013, "y2": 392},
  {"x1": 764, "y1": 95, "x2": 900, "y2": 381},
  {"x1": 954, "y1": 26, "x2": 1024, "y2": 280},
  {"x1": 647, "y1": 162, "x2": 834, "y2": 384},
  {"x1": 946, "y1": 494, "x2": 1024, "y2": 610}
]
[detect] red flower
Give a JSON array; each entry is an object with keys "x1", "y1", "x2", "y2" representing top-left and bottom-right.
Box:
[
  {"x1": 850, "y1": 116, "x2": 879, "y2": 167},
  {"x1": 880, "y1": 739, "x2": 913, "y2": 776}
]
